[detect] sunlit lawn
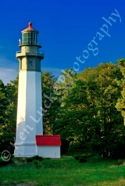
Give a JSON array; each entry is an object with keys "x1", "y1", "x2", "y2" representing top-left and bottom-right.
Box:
[{"x1": 0, "y1": 156, "x2": 125, "y2": 186}]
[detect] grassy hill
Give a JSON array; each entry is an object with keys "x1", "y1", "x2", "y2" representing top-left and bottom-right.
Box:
[{"x1": 0, "y1": 156, "x2": 125, "y2": 186}]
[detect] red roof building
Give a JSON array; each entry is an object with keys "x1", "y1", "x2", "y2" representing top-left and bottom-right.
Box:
[{"x1": 36, "y1": 135, "x2": 61, "y2": 146}]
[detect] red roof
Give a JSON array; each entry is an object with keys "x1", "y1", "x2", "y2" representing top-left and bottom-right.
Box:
[
  {"x1": 36, "y1": 135, "x2": 61, "y2": 146},
  {"x1": 22, "y1": 22, "x2": 38, "y2": 32}
]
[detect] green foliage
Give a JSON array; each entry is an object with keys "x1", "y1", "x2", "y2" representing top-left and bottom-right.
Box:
[
  {"x1": 115, "y1": 159, "x2": 124, "y2": 166},
  {"x1": 0, "y1": 78, "x2": 18, "y2": 154},
  {"x1": 0, "y1": 80, "x2": 8, "y2": 125},
  {"x1": 54, "y1": 62, "x2": 125, "y2": 157},
  {"x1": 116, "y1": 58, "x2": 125, "y2": 125},
  {"x1": 1, "y1": 62, "x2": 125, "y2": 159},
  {"x1": 42, "y1": 71, "x2": 58, "y2": 134}
]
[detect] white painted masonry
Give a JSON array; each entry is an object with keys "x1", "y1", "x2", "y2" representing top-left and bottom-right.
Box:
[
  {"x1": 14, "y1": 71, "x2": 42, "y2": 157},
  {"x1": 37, "y1": 146, "x2": 61, "y2": 158}
]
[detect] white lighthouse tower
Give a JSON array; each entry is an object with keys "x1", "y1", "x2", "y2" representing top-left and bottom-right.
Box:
[{"x1": 14, "y1": 22, "x2": 44, "y2": 157}]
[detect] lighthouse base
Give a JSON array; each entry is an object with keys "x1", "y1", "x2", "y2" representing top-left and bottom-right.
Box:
[
  {"x1": 14, "y1": 143, "x2": 37, "y2": 157},
  {"x1": 14, "y1": 135, "x2": 61, "y2": 158}
]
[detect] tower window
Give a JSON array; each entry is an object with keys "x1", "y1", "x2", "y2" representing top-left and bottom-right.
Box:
[{"x1": 28, "y1": 61, "x2": 33, "y2": 69}]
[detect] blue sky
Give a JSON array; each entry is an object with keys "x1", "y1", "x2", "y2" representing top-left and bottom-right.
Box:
[{"x1": 0, "y1": 0, "x2": 125, "y2": 84}]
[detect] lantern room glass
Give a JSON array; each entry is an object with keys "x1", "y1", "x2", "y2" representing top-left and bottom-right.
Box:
[{"x1": 22, "y1": 32, "x2": 37, "y2": 45}]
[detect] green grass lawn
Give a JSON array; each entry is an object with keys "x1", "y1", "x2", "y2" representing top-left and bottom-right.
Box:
[{"x1": 0, "y1": 156, "x2": 125, "y2": 186}]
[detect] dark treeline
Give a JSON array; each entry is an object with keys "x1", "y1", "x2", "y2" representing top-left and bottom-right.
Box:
[{"x1": 1, "y1": 59, "x2": 125, "y2": 159}]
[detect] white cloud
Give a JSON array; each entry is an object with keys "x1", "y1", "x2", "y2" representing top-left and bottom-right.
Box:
[
  {"x1": 0, "y1": 67, "x2": 18, "y2": 85},
  {"x1": 0, "y1": 56, "x2": 18, "y2": 84}
]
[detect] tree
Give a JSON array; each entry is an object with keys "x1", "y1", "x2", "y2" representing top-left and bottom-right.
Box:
[
  {"x1": 42, "y1": 71, "x2": 57, "y2": 134},
  {"x1": 54, "y1": 63, "x2": 124, "y2": 157},
  {"x1": 0, "y1": 78, "x2": 18, "y2": 154},
  {"x1": 42, "y1": 69, "x2": 76, "y2": 136},
  {"x1": 116, "y1": 58, "x2": 125, "y2": 126},
  {"x1": 0, "y1": 80, "x2": 7, "y2": 125}
]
